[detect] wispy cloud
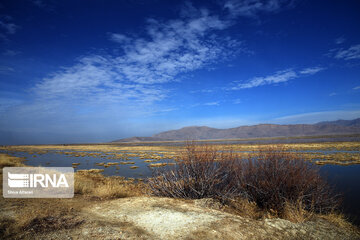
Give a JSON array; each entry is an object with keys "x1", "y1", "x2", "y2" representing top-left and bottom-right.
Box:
[
  {"x1": 354, "y1": 86, "x2": 360, "y2": 90},
  {"x1": 0, "y1": 66, "x2": 14, "y2": 74},
  {"x1": 299, "y1": 66, "x2": 324, "y2": 75},
  {"x1": 204, "y1": 101, "x2": 220, "y2": 106},
  {"x1": 29, "y1": 1, "x2": 297, "y2": 106},
  {"x1": 108, "y1": 33, "x2": 130, "y2": 44},
  {"x1": 329, "y1": 92, "x2": 337, "y2": 97},
  {"x1": 35, "y1": 6, "x2": 241, "y2": 108},
  {"x1": 30, "y1": 0, "x2": 55, "y2": 11},
  {"x1": 0, "y1": 15, "x2": 19, "y2": 42},
  {"x1": 0, "y1": 97, "x2": 23, "y2": 113},
  {"x1": 190, "y1": 89, "x2": 214, "y2": 94},
  {"x1": 224, "y1": 0, "x2": 293, "y2": 18},
  {"x1": 233, "y1": 99, "x2": 242, "y2": 104},
  {"x1": 0, "y1": 17, "x2": 18, "y2": 35},
  {"x1": 334, "y1": 44, "x2": 360, "y2": 60},
  {"x1": 31, "y1": 0, "x2": 46, "y2": 8},
  {"x1": 0, "y1": 1, "x2": 300, "y2": 143},
  {"x1": 335, "y1": 37, "x2": 345, "y2": 45},
  {"x1": 2, "y1": 50, "x2": 21, "y2": 56},
  {"x1": 190, "y1": 101, "x2": 221, "y2": 107},
  {"x1": 232, "y1": 66, "x2": 324, "y2": 89},
  {"x1": 273, "y1": 110, "x2": 360, "y2": 124},
  {"x1": 234, "y1": 69, "x2": 297, "y2": 89}
]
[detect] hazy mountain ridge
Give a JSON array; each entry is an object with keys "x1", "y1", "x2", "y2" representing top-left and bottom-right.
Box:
[{"x1": 113, "y1": 118, "x2": 360, "y2": 142}]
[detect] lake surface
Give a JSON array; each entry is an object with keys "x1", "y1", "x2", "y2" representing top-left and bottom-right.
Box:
[
  {"x1": 2, "y1": 149, "x2": 360, "y2": 225},
  {"x1": 1, "y1": 150, "x2": 174, "y2": 179},
  {"x1": 321, "y1": 164, "x2": 360, "y2": 226}
]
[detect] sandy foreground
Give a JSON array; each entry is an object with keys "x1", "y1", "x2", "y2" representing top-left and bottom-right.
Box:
[{"x1": 10, "y1": 196, "x2": 357, "y2": 240}]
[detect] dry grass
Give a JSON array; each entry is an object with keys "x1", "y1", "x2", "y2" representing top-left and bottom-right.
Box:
[
  {"x1": 119, "y1": 161, "x2": 135, "y2": 165},
  {"x1": 148, "y1": 162, "x2": 175, "y2": 167},
  {"x1": 282, "y1": 200, "x2": 314, "y2": 222},
  {"x1": 0, "y1": 153, "x2": 26, "y2": 169},
  {"x1": 74, "y1": 171, "x2": 145, "y2": 199},
  {"x1": 0, "y1": 197, "x2": 86, "y2": 238},
  {"x1": 319, "y1": 212, "x2": 358, "y2": 231},
  {"x1": 0, "y1": 158, "x2": 145, "y2": 238},
  {"x1": 1, "y1": 144, "x2": 359, "y2": 236},
  {"x1": 223, "y1": 197, "x2": 262, "y2": 219},
  {"x1": 77, "y1": 169, "x2": 104, "y2": 174},
  {"x1": 2, "y1": 141, "x2": 360, "y2": 165}
]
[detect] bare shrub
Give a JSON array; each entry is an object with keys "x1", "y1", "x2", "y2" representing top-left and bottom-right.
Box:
[
  {"x1": 149, "y1": 143, "x2": 339, "y2": 219},
  {"x1": 237, "y1": 146, "x2": 340, "y2": 215},
  {"x1": 148, "y1": 142, "x2": 238, "y2": 200}
]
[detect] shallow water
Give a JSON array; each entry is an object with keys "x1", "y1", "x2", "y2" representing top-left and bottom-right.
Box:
[
  {"x1": 320, "y1": 164, "x2": 360, "y2": 226},
  {"x1": 1, "y1": 150, "x2": 173, "y2": 178}
]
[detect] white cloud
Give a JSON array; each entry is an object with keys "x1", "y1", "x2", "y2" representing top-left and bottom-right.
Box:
[
  {"x1": 108, "y1": 33, "x2": 130, "y2": 44},
  {"x1": 232, "y1": 66, "x2": 324, "y2": 89},
  {"x1": 299, "y1": 66, "x2": 324, "y2": 75},
  {"x1": 329, "y1": 92, "x2": 337, "y2": 97},
  {"x1": 233, "y1": 69, "x2": 297, "y2": 89},
  {"x1": 204, "y1": 101, "x2": 220, "y2": 106},
  {"x1": 335, "y1": 44, "x2": 360, "y2": 60},
  {"x1": 224, "y1": 0, "x2": 293, "y2": 18},
  {"x1": 190, "y1": 89, "x2": 214, "y2": 93},
  {"x1": 354, "y1": 86, "x2": 360, "y2": 90},
  {"x1": 0, "y1": 2, "x2": 299, "y2": 143},
  {"x1": 273, "y1": 110, "x2": 360, "y2": 124},
  {"x1": 35, "y1": 7, "x2": 241, "y2": 109}
]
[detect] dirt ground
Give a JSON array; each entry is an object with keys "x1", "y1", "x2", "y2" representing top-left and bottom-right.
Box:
[{"x1": 15, "y1": 196, "x2": 359, "y2": 240}]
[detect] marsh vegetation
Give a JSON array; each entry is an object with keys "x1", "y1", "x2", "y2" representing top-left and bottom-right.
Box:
[{"x1": 0, "y1": 141, "x2": 359, "y2": 238}]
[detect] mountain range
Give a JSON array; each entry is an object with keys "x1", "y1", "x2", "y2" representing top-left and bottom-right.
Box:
[{"x1": 112, "y1": 118, "x2": 360, "y2": 142}]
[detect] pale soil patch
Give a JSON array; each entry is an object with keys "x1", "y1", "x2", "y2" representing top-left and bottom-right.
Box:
[{"x1": 26, "y1": 196, "x2": 360, "y2": 240}]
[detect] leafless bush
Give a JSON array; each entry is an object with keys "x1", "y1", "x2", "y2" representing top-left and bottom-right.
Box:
[
  {"x1": 149, "y1": 143, "x2": 339, "y2": 216},
  {"x1": 148, "y1": 142, "x2": 238, "y2": 200},
  {"x1": 237, "y1": 147, "x2": 340, "y2": 214}
]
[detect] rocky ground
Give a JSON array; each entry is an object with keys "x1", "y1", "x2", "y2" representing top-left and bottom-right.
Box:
[{"x1": 19, "y1": 196, "x2": 360, "y2": 240}]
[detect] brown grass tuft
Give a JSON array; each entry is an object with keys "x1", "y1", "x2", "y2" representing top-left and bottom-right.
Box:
[
  {"x1": 0, "y1": 153, "x2": 26, "y2": 169},
  {"x1": 74, "y1": 171, "x2": 144, "y2": 199}
]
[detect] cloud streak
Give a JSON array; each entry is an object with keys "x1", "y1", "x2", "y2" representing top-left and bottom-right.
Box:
[
  {"x1": 232, "y1": 66, "x2": 324, "y2": 89},
  {"x1": 334, "y1": 44, "x2": 360, "y2": 60},
  {"x1": 273, "y1": 110, "x2": 360, "y2": 124},
  {"x1": 224, "y1": 0, "x2": 294, "y2": 18},
  {"x1": 0, "y1": 20, "x2": 18, "y2": 34}
]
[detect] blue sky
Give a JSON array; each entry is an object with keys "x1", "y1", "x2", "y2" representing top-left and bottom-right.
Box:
[{"x1": 1, "y1": 0, "x2": 360, "y2": 144}]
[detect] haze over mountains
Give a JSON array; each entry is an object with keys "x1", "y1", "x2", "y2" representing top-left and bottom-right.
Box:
[{"x1": 113, "y1": 118, "x2": 360, "y2": 142}]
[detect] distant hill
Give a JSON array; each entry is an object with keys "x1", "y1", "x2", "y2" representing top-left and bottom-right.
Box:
[{"x1": 112, "y1": 118, "x2": 360, "y2": 142}]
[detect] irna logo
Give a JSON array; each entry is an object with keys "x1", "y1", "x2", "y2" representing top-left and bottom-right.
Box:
[
  {"x1": 3, "y1": 167, "x2": 74, "y2": 198},
  {"x1": 8, "y1": 172, "x2": 69, "y2": 188}
]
